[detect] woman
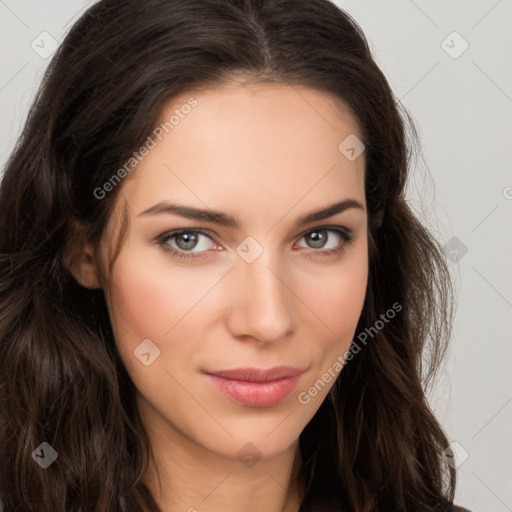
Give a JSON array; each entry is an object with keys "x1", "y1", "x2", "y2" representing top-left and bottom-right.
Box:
[{"x1": 0, "y1": 0, "x2": 471, "y2": 510}]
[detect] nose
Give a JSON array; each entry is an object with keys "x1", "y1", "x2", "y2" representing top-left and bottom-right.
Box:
[{"x1": 226, "y1": 248, "x2": 295, "y2": 344}]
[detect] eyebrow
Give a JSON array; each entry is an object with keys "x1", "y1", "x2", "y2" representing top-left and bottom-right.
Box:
[{"x1": 138, "y1": 198, "x2": 365, "y2": 228}]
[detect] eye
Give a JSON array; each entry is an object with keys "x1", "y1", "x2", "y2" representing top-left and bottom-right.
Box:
[
  {"x1": 158, "y1": 228, "x2": 218, "y2": 261},
  {"x1": 295, "y1": 227, "x2": 354, "y2": 258},
  {"x1": 157, "y1": 226, "x2": 354, "y2": 262}
]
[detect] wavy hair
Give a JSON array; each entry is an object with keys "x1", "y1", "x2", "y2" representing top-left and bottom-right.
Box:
[{"x1": 0, "y1": 0, "x2": 456, "y2": 510}]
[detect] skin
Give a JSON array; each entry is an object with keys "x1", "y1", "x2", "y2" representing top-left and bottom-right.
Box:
[{"x1": 74, "y1": 78, "x2": 368, "y2": 512}]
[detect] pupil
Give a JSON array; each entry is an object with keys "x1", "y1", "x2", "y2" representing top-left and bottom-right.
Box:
[
  {"x1": 308, "y1": 231, "x2": 326, "y2": 248},
  {"x1": 177, "y1": 233, "x2": 197, "y2": 250}
]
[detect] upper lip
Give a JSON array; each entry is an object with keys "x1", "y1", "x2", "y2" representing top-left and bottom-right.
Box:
[{"x1": 204, "y1": 366, "x2": 306, "y2": 383}]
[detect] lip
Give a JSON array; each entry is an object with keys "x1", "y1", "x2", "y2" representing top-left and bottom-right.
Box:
[{"x1": 203, "y1": 366, "x2": 305, "y2": 407}]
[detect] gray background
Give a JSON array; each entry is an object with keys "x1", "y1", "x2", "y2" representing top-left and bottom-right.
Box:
[{"x1": 1, "y1": 1, "x2": 511, "y2": 510}]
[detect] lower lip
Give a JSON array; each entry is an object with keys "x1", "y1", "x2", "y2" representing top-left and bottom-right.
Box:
[{"x1": 205, "y1": 373, "x2": 302, "y2": 407}]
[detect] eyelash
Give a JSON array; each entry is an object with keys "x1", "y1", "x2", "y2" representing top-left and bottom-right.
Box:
[{"x1": 157, "y1": 226, "x2": 354, "y2": 262}]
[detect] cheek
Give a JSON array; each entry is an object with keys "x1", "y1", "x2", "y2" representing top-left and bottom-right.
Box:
[
  {"x1": 106, "y1": 246, "x2": 228, "y2": 390},
  {"x1": 108, "y1": 248, "x2": 215, "y2": 345},
  {"x1": 108, "y1": 260, "x2": 174, "y2": 346},
  {"x1": 297, "y1": 251, "x2": 368, "y2": 349},
  {"x1": 106, "y1": 253, "x2": 183, "y2": 376},
  {"x1": 328, "y1": 268, "x2": 367, "y2": 335},
  {"x1": 106, "y1": 252, "x2": 211, "y2": 413},
  {"x1": 292, "y1": 256, "x2": 368, "y2": 410}
]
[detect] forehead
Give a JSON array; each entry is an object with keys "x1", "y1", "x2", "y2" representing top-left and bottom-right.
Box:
[
  {"x1": 158, "y1": 79, "x2": 362, "y2": 150},
  {"x1": 114, "y1": 81, "x2": 366, "y2": 224}
]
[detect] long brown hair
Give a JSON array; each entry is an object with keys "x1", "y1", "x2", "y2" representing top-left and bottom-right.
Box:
[{"x1": 0, "y1": 0, "x2": 456, "y2": 510}]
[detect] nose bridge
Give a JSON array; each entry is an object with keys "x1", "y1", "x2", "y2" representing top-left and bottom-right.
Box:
[{"x1": 229, "y1": 240, "x2": 294, "y2": 342}]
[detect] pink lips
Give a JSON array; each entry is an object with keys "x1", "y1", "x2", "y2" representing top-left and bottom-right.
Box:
[{"x1": 204, "y1": 366, "x2": 305, "y2": 407}]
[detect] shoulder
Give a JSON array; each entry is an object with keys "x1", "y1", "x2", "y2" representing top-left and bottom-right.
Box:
[{"x1": 453, "y1": 506, "x2": 472, "y2": 512}]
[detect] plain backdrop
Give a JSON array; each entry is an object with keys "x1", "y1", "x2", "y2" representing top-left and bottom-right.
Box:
[{"x1": 1, "y1": 1, "x2": 511, "y2": 511}]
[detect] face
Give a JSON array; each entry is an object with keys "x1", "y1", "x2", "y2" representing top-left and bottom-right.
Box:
[{"x1": 99, "y1": 80, "x2": 368, "y2": 462}]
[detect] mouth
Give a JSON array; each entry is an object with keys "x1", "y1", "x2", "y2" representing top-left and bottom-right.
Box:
[{"x1": 203, "y1": 366, "x2": 306, "y2": 408}]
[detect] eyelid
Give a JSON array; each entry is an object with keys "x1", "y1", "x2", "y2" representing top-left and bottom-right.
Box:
[{"x1": 296, "y1": 224, "x2": 353, "y2": 240}]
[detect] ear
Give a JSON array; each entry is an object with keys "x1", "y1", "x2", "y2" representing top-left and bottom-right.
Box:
[
  {"x1": 373, "y1": 208, "x2": 385, "y2": 228},
  {"x1": 62, "y1": 221, "x2": 102, "y2": 290},
  {"x1": 69, "y1": 241, "x2": 102, "y2": 289}
]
